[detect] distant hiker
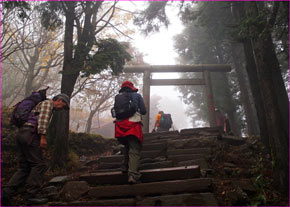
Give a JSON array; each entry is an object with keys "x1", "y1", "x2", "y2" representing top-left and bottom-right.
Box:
[
  {"x1": 215, "y1": 108, "x2": 226, "y2": 131},
  {"x1": 215, "y1": 108, "x2": 233, "y2": 139},
  {"x1": 112, "y1": 81, "x2": 146, "y2": 184},
  {"x1": 2, "y1": 93, "x2": 70, "y2": 204},
  {"x1": 153, "y1": 111, "x2": 173, "y2": 132},
  {"x1": 224, "y1": 113, "x2": 233, "y2": 135}
]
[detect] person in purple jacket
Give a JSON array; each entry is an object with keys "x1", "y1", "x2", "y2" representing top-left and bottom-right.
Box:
[{"x1": 2, "y1": 93, "x2": 69, "y2": 204}]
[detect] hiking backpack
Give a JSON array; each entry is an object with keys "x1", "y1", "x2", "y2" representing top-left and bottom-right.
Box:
[
  {"x1": 159, "y1": 114, "x2": 173, "y2": 129},
  {"x1": 10, "y1": 87, "x2": 49, "y2": 128},
  {"x1": 111, "y1": 92, "x2": 137, "y2": 120}
]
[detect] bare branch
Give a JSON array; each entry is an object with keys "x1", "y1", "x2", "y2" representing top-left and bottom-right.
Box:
[
  {"x1": 115, "y1": 6, "x2": 141, "y2": 15},
  {"x1": 101, "y1": 20, "x2": 134, "y2": 40},
  {"x1": 95, "y1": 2, "x2": 117, "y2": 35}
]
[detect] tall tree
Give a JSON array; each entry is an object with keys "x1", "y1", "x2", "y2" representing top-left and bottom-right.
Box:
[
  {"x1": 40, "y1": 1, "x2": 132, "y2": 168},
  {"x1": 229, "y1": 43, "x2": 259, "y2": 135},
  {"x1": 244, "y1": 1, "x2": 289, "y2": 192},
  {"x1": 231, "y1": 2, "x2": 270, "y2": 147}
]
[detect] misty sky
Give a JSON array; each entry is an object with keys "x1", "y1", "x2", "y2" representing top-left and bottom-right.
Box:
[{"x1": 128, "y1": 3, "x2": 193, "y2": 129}]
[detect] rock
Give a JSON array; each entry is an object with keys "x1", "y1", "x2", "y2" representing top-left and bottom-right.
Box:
[
  {"x1": 238, "y1": 168, "x2": 253, "y2": 178},
  {"x1": 84, "y1": 159, "x2": 99, "y2": 166},
  {"x1": 27, "y1": 198, "x2": 48, "y2": 204},
  {"x1": 233, "y1": 180, "x2": 256, "y2": 195},
  {"x1": 49, "y1": 176, "x2": 70, "y2": 184},
  {"x1": 200, "y1": 170, "x2": 207, "y2": 177},
  {"x1": 137, "y1": 193, "x2": 218, "y2": 206},
  {"x1": 78, "y1": 166, "x2": 90, "y2": 172},
  {"x1": 79, "y1": 155, "x2": 87, "y2": 162},
  {"x1": 224, "y1": 162, "x2": 237, "y2": 168},
  {"x1": 222, "y1": 136, "x2": 246, "y2": 146},
  {"x1": 224, "y1": 167, "x2": 233, "y2": 175},
  {"x1": 42, "y1": 186, "x2": 58, "y2": 195},
  {"x1": 61, "y1": 181, "x2": 89, "y2": 202},
  {"x1": 227, "y1": 187, "x2": 250, "y2": 206}
]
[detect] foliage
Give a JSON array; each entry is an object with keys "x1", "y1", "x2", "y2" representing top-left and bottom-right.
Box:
[
  {"x1": 39, "y1": 1, "x2": 132, "y2": 79},
  {"x1": 82, "y1": 38, "x2": 132, "y2": 77},
  {"x1": 248, "y1": 140, "x2": 282, "y2": 206},
  {"x1": 38, "y1": 1, "x2": 63, "y2": 31},
  {"x1": 68, "y1": 131, "x2": 118, "y2": 156},
  {"x1": 1, "y1": 0, "x2": 31, "y2": 20},
  {"x1": 134, "y1": 1, "x2": 169, "y2": 34}
]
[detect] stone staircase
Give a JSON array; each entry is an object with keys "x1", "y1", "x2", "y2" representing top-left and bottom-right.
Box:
[{"x1": 48, "y1": 127, "x2": 232, "y2": 206}]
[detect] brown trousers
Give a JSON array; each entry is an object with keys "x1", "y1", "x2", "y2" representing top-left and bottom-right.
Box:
[{"x1": 7, "y1": 127, "x2": 47, "y2": 194}]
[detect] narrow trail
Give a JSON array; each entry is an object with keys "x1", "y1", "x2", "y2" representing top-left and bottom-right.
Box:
[{"x1": 44, "y1": 126, "x2": 257, "y2": 206}]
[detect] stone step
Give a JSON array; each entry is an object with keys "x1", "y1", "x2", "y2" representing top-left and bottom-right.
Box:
[
  {"x1": 97, "y1": 162, "x2": 121, "y2": 169},
  {"x1": 167, "y1": 137, "x2": 216, "y2": 150},
  {"x1": 144, "y1": 134, "x2": 217, "y2": 145},
  {"x1": 98, "y1": 150, "x2": 166, "y2": 164},
  {"x1": 51, "y1": 193, "x2": 218, "y2": 206},
  {"x1": 48, "y1": 198, "x2": 135, "y2": 206},
  {"x1": 167, "y1": 148, "x2": 211, "y2": 156},
  {"x1": 168, "y1": 154, "x2": 205, "y2": 163},
  {"x1": 97, "y1": 160, "x2": 173, "y2": 171},
  {"x1": 117, "y1": 142, "x2": 167, "y2": 152},
  {"x1": 97, "y1": 155, "x2": 123, "y2": 163},
  {"x1": 144, "y1": 134, "x2": 182, "y2": 144},
  {"x1": 142, "y1": 142, "x2": 167, "y2": 151},
  {"x1": 81, "y1": 165, "x2": 200, "y2": 185},
  {"x1": 175, "y1": 158, "x2": 209, "y2": 169},
  {"x1": 139, "y1": 161, "x2": 173, "y2": 170},
  {"x1": 88, "y1": 178, "x2": 211, "y2": 199},
  {"x1": 143, "y1": 130, "x2": 179, "y2": 139},
  {"x1": 179, "y1": 127, "x2": 222, "y2": 136},
  {"x1": 142, "y1": 149, "x2": 167, "y2": 158},
  {"x1": 137, "y1": 193, "x2": 218, "y2": 206},
  {"x1": 93, "y1": 168, "x2": 122, "y2": 173},
  {"x1": 221, "y1": 135, "x2": 246, "y2": 146}
]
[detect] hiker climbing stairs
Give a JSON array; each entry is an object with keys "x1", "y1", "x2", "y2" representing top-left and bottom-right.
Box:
[{"x1": 47, "y1": 127, "x2": 228, "y2": 206}]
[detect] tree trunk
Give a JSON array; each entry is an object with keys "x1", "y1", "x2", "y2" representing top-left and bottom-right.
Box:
[
  {"x1": 25, "y1": 72, "x2": 33, "y2": 97},
  {"x1": 85, "y1": 112, "x2": 95, "y2": 133},
  {"x1": 230, "y1": 44, "x2": 259, "y2": 135},
  {"x1": 50, "y1": 2, "x2": 75, "y2": 168},
  {"x1": 245, "y1": 1, "x2": 289, "y2": 192},
  {"x1": 235, "y1": 2, "x2": 270, "y2": 149}
]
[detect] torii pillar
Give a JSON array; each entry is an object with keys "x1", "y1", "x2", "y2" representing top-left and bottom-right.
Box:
[{"x1": 123, "y1": 64, "x2": 231, "y2": 133}]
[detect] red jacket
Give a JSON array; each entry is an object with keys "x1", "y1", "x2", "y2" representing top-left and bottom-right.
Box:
[
  {"x1": 115, "y1": 119, "x2": 144, "y2": 143},
  {"x1": 114, "y1": 86, "x2": 146, "y2": 143}
]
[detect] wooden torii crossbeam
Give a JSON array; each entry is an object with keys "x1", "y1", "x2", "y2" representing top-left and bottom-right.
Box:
[{"x1": 123, "y1": 64, "x2": 231, "y2": 133}]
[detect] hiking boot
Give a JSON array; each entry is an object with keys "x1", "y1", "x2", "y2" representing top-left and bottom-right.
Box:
[{"x1": 128, "y1": 176, "x2": 141, "y2": 184}]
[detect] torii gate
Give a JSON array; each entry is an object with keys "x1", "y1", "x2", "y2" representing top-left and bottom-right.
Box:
[{"x1": 123, "y1": 64, "x2": 231, "y2": 133}]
